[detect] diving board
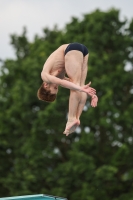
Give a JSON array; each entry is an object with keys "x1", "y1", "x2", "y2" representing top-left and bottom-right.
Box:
[{"x1": 0, "y1": 194, "x2": 67, "y2": 200}]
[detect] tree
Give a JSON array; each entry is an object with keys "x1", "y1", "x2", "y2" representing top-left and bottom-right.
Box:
[{"x1": 0, "y1": 8, "x2": 133, "y2": 200}]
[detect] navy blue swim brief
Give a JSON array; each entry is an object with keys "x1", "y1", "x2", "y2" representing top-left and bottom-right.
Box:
[{"x1": 64, "y1": 43, "x2": 89, "y2": 57}]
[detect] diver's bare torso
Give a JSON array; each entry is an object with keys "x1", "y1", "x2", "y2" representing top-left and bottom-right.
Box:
[
  {"x1": 42, "y1": 43, "x2": 88, "y2": 84},
  {"x1": 42, "y1": 44, "x2": 69, "y2": 79}
]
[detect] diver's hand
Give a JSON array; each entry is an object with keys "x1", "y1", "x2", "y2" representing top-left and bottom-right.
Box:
[
  {"x1": 82, "y1": 82, "x2": 96, "y2": 96},
  {"x1": 91, "y1": 94, "x2": 98, "y2": 107}
]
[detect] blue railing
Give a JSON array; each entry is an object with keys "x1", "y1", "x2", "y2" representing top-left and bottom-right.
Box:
[{"x1": 0, "y1": 194, "x2": 67, "y2": 200}]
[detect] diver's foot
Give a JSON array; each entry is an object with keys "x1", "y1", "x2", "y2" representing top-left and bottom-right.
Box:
[{"x1": 63, "y1": 119, "x2": 80, "y2": 136}]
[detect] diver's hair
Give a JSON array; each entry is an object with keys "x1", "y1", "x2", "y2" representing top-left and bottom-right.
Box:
[{"x1": 37, "y1": 83, "x2": 56, "y2": 102}]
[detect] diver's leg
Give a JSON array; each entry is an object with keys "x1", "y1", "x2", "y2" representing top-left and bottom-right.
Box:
[
  {"x1": 63, "y1": 51, "x2": 83, "y2": 135},
  {"x1": 75, "y1": 55, "x2": 88, "y2": 121},
  {"x1": 63, "y1": 53, "x2": 89, "y2": 136}
]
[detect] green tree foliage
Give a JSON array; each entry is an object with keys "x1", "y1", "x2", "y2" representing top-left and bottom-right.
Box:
[{"x1": 0, "y1": 9, "x2": 133, "y2": 200}]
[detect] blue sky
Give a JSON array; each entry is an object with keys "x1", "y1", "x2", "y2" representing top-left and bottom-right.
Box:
[{"x1": 0, "y1": 0, "x2": 133, "y2": 59}]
